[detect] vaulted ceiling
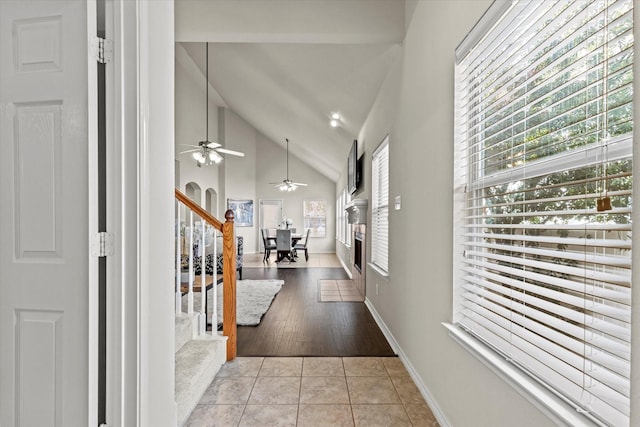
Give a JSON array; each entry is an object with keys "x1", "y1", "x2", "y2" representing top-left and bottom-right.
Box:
[{"x1": 175, "y1": 0, "x2": 405, "y2": 182}]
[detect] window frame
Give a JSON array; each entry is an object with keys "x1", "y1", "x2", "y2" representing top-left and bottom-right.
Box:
[
  {"x1": 450, "y1": 1, "x2": 635, "y2": 426},
  {"x1": 371, "y1": 135, "x2": 390, "y2": 273}
]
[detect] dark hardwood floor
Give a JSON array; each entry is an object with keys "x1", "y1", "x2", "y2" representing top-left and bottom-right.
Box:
[{"x1": 237, "y1": 267, "x2": 395, "y2": 357}]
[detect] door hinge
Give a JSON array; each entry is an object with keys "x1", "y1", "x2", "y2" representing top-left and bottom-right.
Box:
[
  {"x1": 91, "y1": 232, "x2": 114, "y2": 257},
  {"x1": 92, "y1": 36, "x2": 113, "y2": 64}
]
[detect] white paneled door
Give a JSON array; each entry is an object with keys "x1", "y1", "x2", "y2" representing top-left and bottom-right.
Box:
[{"x1": 0, "y1": 1, "x2": 96, "y2": 426}]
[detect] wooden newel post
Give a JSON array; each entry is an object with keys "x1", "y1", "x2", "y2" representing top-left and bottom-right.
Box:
[{"x1": 222, "y1": 209, "x2": 237, "y2": 360}]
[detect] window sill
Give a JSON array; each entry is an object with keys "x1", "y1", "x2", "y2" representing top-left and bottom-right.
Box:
[
  {"x1": 368, "y1": 262, "x2": 388, "y2": 278},
  {"x1": 442, "y1": 323, "x2": 600, "y2": 427}
]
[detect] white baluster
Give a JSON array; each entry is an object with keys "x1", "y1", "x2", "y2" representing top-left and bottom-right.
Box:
[
  {"x1": 187, "y1": 211, "x2": 194, "y2": 314},
  {"x1": 212, "y1": 228, "x2": 218, "y2": 335},
  {"x1": 199, "y1": 220, "x2": 206, "y2": 335}
]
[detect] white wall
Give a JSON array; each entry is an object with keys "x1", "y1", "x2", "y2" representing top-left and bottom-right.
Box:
[
  {"x1": 175, "y1": 86, "x2": 337, "y2": 254},
  {"x1": 221, "y1": 108, "x2": 258, "y2": 251},
  {"x1": 337, "y1": 1, "x2": 556, "y2": 426},
  {"x1": 256, "y1": 133, "x2": 336, "y2": 253},
  {"x1": 175, "y1": 50, "x2": 220, "y2": 205}
]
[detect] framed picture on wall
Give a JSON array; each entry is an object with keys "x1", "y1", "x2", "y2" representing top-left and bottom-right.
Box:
[
  {"x1": 227, "y1": 199, "x2": 254, "y2": 227},
  {"x1": 303, "y1": 200, "x2": 327, "y2": 237}
]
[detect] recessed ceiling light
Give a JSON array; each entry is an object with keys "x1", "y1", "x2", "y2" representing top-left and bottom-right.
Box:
[
  {"x1": 330, "y1": 119, "x2": 339, "y2": 127},
  {"x1": 331, "y1": 112, "x2": 341, "y2": 120}
]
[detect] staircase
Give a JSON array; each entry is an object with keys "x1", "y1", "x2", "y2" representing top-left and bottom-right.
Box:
[
  {"x1": 175, "y1": 312, "x2": 227, "y2": 426},
  {"x1": 174, "y1": 188, "x2": 238, "y2": 426}
]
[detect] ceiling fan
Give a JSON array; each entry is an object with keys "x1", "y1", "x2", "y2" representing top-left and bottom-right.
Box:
[
  {"x1": 270, "y1": 138, "x2": 307, "y2": 191},
  {"x1": 178, "y1": 42, "x2": 245, "y2": 166}
]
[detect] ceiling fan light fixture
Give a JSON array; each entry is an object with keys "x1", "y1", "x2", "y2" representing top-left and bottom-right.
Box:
[
  {"x1": 187, "y1": 42, "x2": 244, "y2": 166},
  {"x1": 270, "y1": 138, "x2": 307, "y2": 192},
  {"x1": 330, "y1": 119, "x2": 339, "y2": 128},
  {"x1": 209, "y1": 150, "x2": 223, "y2": 163}
]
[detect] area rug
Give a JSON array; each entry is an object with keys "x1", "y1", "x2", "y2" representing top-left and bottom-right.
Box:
[
  {"x1": 182, "y1": 279, "x2": 283, "y2": 326},
  {"x1": 216, "y1": 279, "x2": 283, "y2": 325}
]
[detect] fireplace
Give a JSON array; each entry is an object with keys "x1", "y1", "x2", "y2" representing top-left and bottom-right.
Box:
[
  {"x1": 351, "y1": 224, "x2": 366, "y2": 298},
  {"x1": 354, "y1": 231, "x2": 363, "y2": 273}
]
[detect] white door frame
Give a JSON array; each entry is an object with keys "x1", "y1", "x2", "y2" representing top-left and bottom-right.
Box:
[
  {"x1": 105, "y1": 1, "x2": 175, "y2": 425},
  {"x1": 259, "y1": 199, "x2": 283, "y2": 251}
]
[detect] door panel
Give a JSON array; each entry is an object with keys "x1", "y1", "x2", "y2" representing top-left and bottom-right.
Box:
[{"x1": 0, "y1": 1, "x2": 93, "y2": 426}]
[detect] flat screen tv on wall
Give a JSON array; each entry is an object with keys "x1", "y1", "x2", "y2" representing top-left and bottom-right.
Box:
[{"x1": 347, "y1": 139, "x2": 360, "y2": 194}]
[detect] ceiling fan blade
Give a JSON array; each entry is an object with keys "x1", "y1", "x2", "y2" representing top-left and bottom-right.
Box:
[
  {"x1": 178, "y1": 148, "x2": 200, "y2": 154},
  {"x1": 216, "y1": 148, "x2": 245, "y2": 157},
  {"x1": 178, "y1": 144, "x2": 201, "y2": 148},
  {"x1": 202, "y1": 141, "x2": 221, "y2": 149},
  {"x1": 291, "y1": 182, "x2": 308, "y2": 186}
]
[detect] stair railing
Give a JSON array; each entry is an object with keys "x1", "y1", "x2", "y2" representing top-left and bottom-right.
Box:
[{"x1": 175, "y1": 188, "x2": 237, "y2": 360}]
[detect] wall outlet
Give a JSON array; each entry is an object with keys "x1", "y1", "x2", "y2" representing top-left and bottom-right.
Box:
[{"x1": 376, "y1": 283, "x2": 379, "y2": 295}]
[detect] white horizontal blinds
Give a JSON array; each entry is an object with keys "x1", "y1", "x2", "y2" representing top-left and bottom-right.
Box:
[
  {"x1": 371, "y1": 137, "x2": 390, "y2": 272},
  {"x1": 346, "y1": 189, "x2": 352, "y2": 246},
  {"x1": 454, "y1": 0, "x2": 633, "y2": 425},
  {"x1": 336, "y1": 191, "x2": 343, "y2": 242}
]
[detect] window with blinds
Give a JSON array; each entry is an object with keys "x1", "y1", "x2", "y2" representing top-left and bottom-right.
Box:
[
  {"x1": 336, "y1": 188, "x2": 351, "y2": 245},
  {"x1": 372, "y1": 136, "x2": 390, "y2": 273},
  {"x1": 453, "y1": 1, "x2": 633, "y2": 425}
]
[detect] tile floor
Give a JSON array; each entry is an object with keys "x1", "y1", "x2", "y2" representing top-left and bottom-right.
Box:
[
  {"x1": 185, "y1": 356, "x2": 440, "y2": 427},
  {"x1": 318, "y1": 280, "x2": 363, "y2": 302}
]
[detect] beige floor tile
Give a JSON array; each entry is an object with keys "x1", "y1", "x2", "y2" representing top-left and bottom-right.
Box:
[
  {"x1": 382, "y1": 357, "x2": 409, "y2": 377},
  {"x1": 199, "y1": 376, "x2": 255, "y2": 405},
  {"x1": 404, "y1": 403, "x2": 440, "y2": 426},
  {"x1": 347, "y1": 377, "x2": 401, "y2": 404},
  {"x1": 351, "y1": 404, "x2": 411, "y2": 427},
  {"x1": 343, "y1": 357, "x2": 387, "y2": 376},
  {"x1": 321, "y1": 295, "x2": 343, "y2": 302},
  {"x1": 248, "y1": 377, "x2": 301, "y2": 404},
  {"x1": 259, "y1": 357, "x2": 303, "y2": 377},
  {"x1": 297, "y1": 404, "x2": 354, "y2": 427},
  {"x1": 321, "y1": 290, "x2": 341, "y2": 296},
  {"x1": 184, "y1": 404, "x2": 244, "y2": 427},
  {"x1": 302, "y1": 357, "x2": 345, "y2": 376},
  {"x1": 319, "y1": 279, "x2": 338, "y2": 287},
  {"x1": 337, "y1": 280, "x2": 355, "y2": 287},
  {"x1": 216, "y1": 357, "x2": 264, "y2": 377},
  {"x1": 341, "y1": 295, "x2": 364, "y2": 302},
  {"x1": 339, "y1": 289, "x2": 360, "y2": 295},
  {"x1": 239, "y1": 404, "x2": 298, "y2": 427},
  {"x1": 300, "y1": 376, "x2": 350, "y2": 404},
  {"x1": 391, "y1": 376, "x2": 426, "y2": 404}
]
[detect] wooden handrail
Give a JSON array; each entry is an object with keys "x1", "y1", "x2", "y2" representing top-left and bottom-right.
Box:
[
  {"x1": 175, "y1": 188, "x2": 224, "y2": 231},
  {"x1": 175, "y1": 188, "x2": 236, "y2": 360}
]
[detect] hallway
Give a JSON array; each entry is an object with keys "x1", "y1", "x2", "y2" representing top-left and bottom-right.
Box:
[{"x1": 184, "y1": 356, "x2": 440, "y2": 426}]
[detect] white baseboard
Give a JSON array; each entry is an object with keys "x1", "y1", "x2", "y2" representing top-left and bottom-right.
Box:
[
  {"x1": 338, "y1": 256, "x2": 352, "y2": 279},
  {"x1": 364, "y1": 298, "x2": 451, "y2": 427}
]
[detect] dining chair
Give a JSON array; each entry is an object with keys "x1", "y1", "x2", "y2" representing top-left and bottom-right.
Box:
[
  {"x1": 293, "y1": 228, "x2": 310, "y2": 261},
  {"x1": 276, "y1": 229, "x2": 293, "y2": 262},
  {"x1": 261, "y1": 228, "x2": 276, "y2": 262}
]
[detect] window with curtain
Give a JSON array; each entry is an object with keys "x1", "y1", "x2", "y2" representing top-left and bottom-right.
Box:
[
  {"x1": 372, "y1": 136, "x2": 389, "y2": 273},
  {"x1": 453, "y1": 1, "x2": 633, "y2": 425}
]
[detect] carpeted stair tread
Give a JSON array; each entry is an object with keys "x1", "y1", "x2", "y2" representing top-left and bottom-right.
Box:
[
  {"x1": 175, "y1": 336, "x2": 226, "y2": 426},
  {"x1": 175, "y1": 313, "x2": 194, "y2": 353}
]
